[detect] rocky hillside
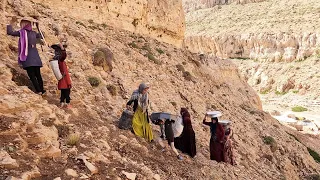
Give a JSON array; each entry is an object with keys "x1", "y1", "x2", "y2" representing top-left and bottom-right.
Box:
[
  {"x1": 184, "y1": 0, "x2": 320, "y2": 62},
  {"x1": 233, "y1": 57, "x2": 320, "y2": 98},
  {"x1": 14, "y1": 0, "x2": 185, "y2": 47},
  {"x1": 1, "y1": 0, "x2": 320, "y2": 179},
  {"x1": 183, "y1": 0, "x2": 266, "y2": 12}
]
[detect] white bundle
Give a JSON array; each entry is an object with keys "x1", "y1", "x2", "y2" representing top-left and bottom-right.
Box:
[
  {"x1": 172, "y1": 116, "x2": 184, "y2": 137},
  {"x1": 49, "y1": 59, "x2": 63, "y2": 80}
]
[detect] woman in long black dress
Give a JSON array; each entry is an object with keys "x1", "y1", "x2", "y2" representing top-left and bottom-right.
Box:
[{"x1": 174, "y1": 108, "x2": 197, "y2": 158}]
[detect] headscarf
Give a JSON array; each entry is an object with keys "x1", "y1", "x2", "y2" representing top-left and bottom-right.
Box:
[
  {"x1": 210, "y1": 117, "x2": 218, "y2": 137},
  {"x1": 130, "y1": 83, "x2": 149, "y2": 112},
  {"x1": 19, "y1": 23, "x2": 32, "y2": 62},
  {"x1": 180, "y1": 108, "x2": 193, "y2": 128}
]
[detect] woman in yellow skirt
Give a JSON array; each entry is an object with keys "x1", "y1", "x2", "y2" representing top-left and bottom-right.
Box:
[{"x1": 126, "y1": 83, "x2": 153, "y2": 142}]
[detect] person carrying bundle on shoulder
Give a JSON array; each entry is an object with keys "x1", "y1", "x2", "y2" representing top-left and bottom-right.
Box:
[{"x1": 50, "y1": 34, "x2": 72, "y2": 108}]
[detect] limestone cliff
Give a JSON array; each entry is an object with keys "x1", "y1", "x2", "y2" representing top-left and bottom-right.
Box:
[
  {"x1": 183, "y1": 0, "x2": 266, "y2": 12},
  {"x1": 184, "y1": 33, "x2": 320, "y2": 62},
  {"x1": 21, "y1": 0, "x2": 185, "y2": 47},
  {"x1": 184, "y1": 0, "x2": 320, "y2": 62}
]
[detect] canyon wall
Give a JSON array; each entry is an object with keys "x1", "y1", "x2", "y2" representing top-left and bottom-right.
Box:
[
  {"x1": 184, "y1": 33, "x2": 320, "y2": 62},
  {"x1": 183, "y1": 0, "x2": 266, "y2": 12},
  {"x1": 30, "y1": 0, "x2": 185, "y2": 47}
]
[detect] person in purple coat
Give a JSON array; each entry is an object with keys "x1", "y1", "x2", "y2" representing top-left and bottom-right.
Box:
[{"x1": 7, "y1": 17, "x2": 46, "y2": 95}]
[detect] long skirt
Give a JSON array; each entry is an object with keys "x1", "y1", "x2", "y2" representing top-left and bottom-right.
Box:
[
  {"x1": 174, "y1": 128, "x2": 197, "y2": 158},
  {"x1": 132, "y1": 106, "x2": 153, "y2": 142},
  {"x1": 210, "y1": 137, "x2": 224, "y2": 162}
]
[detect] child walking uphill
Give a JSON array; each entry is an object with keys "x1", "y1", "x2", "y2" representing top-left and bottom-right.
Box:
[{"x1": 51, "y1": 39, "x2": 71, "y2": 108}]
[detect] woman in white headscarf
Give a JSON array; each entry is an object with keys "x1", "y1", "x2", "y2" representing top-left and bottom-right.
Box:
[{"x1": 126, "y1": 83, "x2": 153, "y2": 142}]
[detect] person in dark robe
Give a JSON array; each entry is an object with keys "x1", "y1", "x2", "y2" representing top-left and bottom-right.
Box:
[
  {"x1": 174, "y1": 108, "x2": 197, "y2": 158},
  {"x1": 203, "y1": 114, "x2": 225, "y2": 162}
]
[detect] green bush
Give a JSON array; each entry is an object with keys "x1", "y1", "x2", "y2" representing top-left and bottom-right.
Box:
[
  {"x1": 292, "y1": 90, "x2": 299, "y2": 94},
  {"x1": 145, "y1": 53, "x2": 161, "y2": 65},
  {"x1": 88, "y1": 76, "x2": 101, "y2": 87},
  {"x1": 156, "y1": 48, "x2": 164, "y2": 54},
  {"x1": 67, "y1": 133, "x2": 80, "y2": 146},
  {"x1": 275, "y1": 91, "x2": 287, "y2": 95},
  {"x1": 263, "y1": 136, "x2": 275, "y2": 145},
  {"x1": 260, "y1": 90, "x2": 269, "y2": 94},
  {"x1": 142, "y1": 44, "x2": 152, "y2": 53},
  {"x1": 307, "y1": 148, "x2": 320, "y2": 163},
  {"x1": 107, "y1": 84, "x2": 117, "y2": 96},
  {"x1": 292, "y1": 106, "x2": 308, "y2": 112},
  {"x1": 128, "y1": 42, "x2": 139, "y2": 49},
  {"x1": 263, "y1": 136, "x2": 277, "y2": 152}
]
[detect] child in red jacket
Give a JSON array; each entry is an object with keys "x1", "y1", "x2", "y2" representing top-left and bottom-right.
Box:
[{"x1": 51, "y1": 40, "x2": 72, "y2": 108}]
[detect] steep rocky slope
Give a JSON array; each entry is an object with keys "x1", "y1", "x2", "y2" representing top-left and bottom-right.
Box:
[
  {"x1": 184, "y1": 0, "x2": 320, "y2": 62},
  {"x1": 6, "y1": 0, "x2": 185, "y2": 47},
  {"x1": 1, "y1": 0, "x2": 320, "y2": 179}
]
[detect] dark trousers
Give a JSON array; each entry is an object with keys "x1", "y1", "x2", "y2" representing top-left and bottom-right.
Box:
[
  {"x1": 60, "y1": 89, "x2": 71, "y2": 103},
  {"x1": 25, "y1": 66, "x2": 44, "y2": 93}
]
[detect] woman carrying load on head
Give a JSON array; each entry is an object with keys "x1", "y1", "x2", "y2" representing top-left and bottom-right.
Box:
[
  {"x1": 7, "y1": 16, "x2": 46, "y2": 95},
  {"x1": 174, "y1": 108, "x2": 197, "y2": 158},
  {"x1": 126, "y1": 83, "x2": 153, "y2": 142},
  {"x1": 203, "y1": 112, "x2": 225, "y2": 162}
]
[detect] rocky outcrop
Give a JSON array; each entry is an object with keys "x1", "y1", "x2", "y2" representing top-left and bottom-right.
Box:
[
  {"x1": 184, "y1": 33, "x2": 320, "y2": 62},
  {"x1": 28, "y1": 0, "x2": 185, "y2": 47},
  {"x1": 234, "y1": 58, "x2": 320, "y2": 96},
  {"x1": 183, "y1": 0, "x2": 266, "y2": 12}
]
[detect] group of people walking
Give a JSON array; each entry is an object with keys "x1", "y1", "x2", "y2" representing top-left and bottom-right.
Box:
[
  {"x1": 126, "y1": 83, "x2": 235, "y2": 165},
  {"x1": 8, "y1": 17, "x2": 234, "y2": 165},
  {"x1": 7, "y1": 17, "x2": 72, "y2": 108}
]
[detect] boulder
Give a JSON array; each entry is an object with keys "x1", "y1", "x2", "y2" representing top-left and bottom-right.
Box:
[
  {"x1": 93, "y1": 48, "x2": 113, "y2": 72},
  {"x1": 0, "y1": 151, "x2": 19, "y2": 169}
]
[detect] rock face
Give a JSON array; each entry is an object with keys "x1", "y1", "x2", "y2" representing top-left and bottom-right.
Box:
[
  {"x1": 184, "y1": 0, "x2": 320, "y2": 62},
  {"x1": 31, "y1": 0, "x2": 185, "y2": 47},
  {"x1": 234, "y1": 58, "x2": 320, "y2": 96},
  {"x1": 184, "y1": 33, "x2": 320, "y2": 62},
  {"x1": 183, "y1": 0, "x2": 266, "y2": 12}
]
